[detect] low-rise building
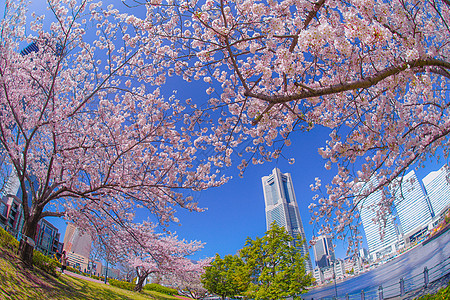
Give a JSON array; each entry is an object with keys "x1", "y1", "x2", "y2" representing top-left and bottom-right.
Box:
[
  {"x1": 0, "y1": 195, "x2": 24, "y2": 238},
  {"x1": 67, "y1": 251, "x2": 90, "y2": 272},
  {"x1": 35, "y1": 219, "x2": 61, "y2": 256},
  {"x1": 313, "y1": 266, "x2": 324, "y2": 284}
]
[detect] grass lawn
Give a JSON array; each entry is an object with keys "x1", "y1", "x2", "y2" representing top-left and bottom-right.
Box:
[{"x1": 0, "y1": 248, "x2": 183, "y2": 300}]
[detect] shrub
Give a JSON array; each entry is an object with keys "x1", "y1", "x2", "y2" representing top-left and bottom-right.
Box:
[
  {"x1": 32, "y1": 250, "x2": 59, "y2": 276},
  {"x1": 417, "y1": 281, "x2": 450, "y2": 300},
  {"x1": 67, "y1": 266, "x2": 81, "y2": 274},
  {"x1": 144, "y1": 283, "x2": 178, "y2": 296},
  {"x1": 90, "y1": 274, "x2": 100, "y2": 280},
  {"x1": 109, "y1": 278, "x2": 135, "y2": 291},
  {"x1": 0, "y1": 226, "x2": 19, "y2": 252}
]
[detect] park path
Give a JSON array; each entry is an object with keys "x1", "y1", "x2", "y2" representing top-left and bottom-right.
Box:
[
  {"x1": 59, "y1": 268, "x2": 108, "y2": 284},
  {"x1": 174, "y1": 296, "x2": 194, "y2": 300}
]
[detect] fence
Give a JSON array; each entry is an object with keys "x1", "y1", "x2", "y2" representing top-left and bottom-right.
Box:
[{"x1": 317, "y1": 255, "x2": 450, "y2": 300}]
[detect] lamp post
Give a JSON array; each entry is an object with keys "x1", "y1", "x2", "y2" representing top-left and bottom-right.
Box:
[
  {"x1": 331, "y1": 259, "x2": 338, "y2": 299},
  {"x1": 104, "y1": 260, "x2": 108, "y2": 284}
]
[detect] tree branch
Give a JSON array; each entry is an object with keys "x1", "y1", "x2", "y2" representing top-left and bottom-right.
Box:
[
  {"x1": 40, "y1": 211, "x2": 64, "y2": 219},
  {"x1": 289, "y1": 0, "x2": 326, "y2": 52},
  {"x1": 244, "y1": 58, "x2": 450, "y2": 103}
]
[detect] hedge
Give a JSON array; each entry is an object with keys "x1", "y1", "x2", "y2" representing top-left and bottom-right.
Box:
[
  {"x1": 417, "y1": 281, "x2": 450, "y2": 299},
  {"x1": 32, "y1": 250, "x2": 60, "y2": 276},
  {"x1": 0, "y1": 226, "x2": 19, "y2": 252},
  {"x1": 144, "y1": 283, "x2": 178, "y2": 295},
  {"x1": 109, "y1": 278, "x2": 135, "y2": 291},
  {"x1": 90, "y1": 274, "x2": 101, "y2": 280},
  {"x1": 67, "y1": 266, "x2": 81, "y2": 274}
]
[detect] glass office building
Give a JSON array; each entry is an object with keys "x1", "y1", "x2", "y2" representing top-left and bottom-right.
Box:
[
  {"x1": 423, "y1": 165, "x2": 450, "y2": 217},
  {"x1": 356, "y1": 178, "x2": 399, "y2": 260},
  {"x1": 313, "y1": 234, "x2": 335, "y2": 268},
  {"x1": 262, "y1": 168, "x2": 313, "y2": 273},
  {"x1": 392, "y1": 170, "x2": 433, "y2": 239}
]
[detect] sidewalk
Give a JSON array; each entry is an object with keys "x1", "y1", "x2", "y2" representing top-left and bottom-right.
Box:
[{"x1": 59, "y1": 268, "x2": 108, "y2": 285}]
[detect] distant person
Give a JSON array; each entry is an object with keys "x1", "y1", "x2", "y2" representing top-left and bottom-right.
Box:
[{"x1": 61, "y1": 250, "x2": 68, "y2": 274}]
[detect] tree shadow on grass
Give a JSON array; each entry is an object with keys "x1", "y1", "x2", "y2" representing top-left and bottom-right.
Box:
[
  {"x1": 47, "y1": 275, "x2": 140, "y2": 300},
  {"x1": 0, "y1": 252, "x2": 140, "y2": 300}
]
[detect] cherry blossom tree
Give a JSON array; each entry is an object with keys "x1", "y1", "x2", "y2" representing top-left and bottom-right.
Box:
[
  {"x1": 102, "y1": 221, "x2": 205, "y2": 292},
  {"x1": 160, "y1": 258, "x2": 210, "y2": 299},
  {"x1": 121, "y1": 0, "x2": 450, "y2": 251},
  {"x1": 0, "y1": 0, "x2": 227, "y2": 266}
]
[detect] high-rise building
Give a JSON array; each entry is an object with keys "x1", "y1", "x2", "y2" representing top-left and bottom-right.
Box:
[
  {"x1": 313, "y1": 235, "x2": 335, "y2": 269},
  {"x1": 359, "y1": 248, "x2": 370, "y2": 261},
  {"x1": 63, "y1": 223, "x2": 93, "y2": 271},
  {"x1": 392, "y1": 170, "x2": 433, "y2": 241},
  {"x1": 356, "y1": 178, "x2": 399, "y2": 260},
  {"x1": 261, "y1": 168, "x2": 313, "y2": 273},
  {"x1": 423, "y1": 165, "x2": 450, "y2": 217}
]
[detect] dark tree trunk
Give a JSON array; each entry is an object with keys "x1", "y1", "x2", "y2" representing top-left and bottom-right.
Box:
[
  {"x1": 18, "y1": 215, "x2": 39, "y2": 267},
  {"x1": 134, "y1": 274, "x2": 147, "y2": 292}
]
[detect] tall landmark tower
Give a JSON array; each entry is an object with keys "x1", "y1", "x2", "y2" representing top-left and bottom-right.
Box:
[{"x1": 261, "y1": 168, "x2": 313, "y2": 273}]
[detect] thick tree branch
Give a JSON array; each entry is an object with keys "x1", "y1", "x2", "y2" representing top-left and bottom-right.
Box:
[
  {"x1": 244, "y1": 58, "x2": 450, "y2": 103},
  {"x1": 289, "y1": 0, "x2": 326, "y2": 52},
  {"x1": 40, "y1": 211, "x2": 65, "y2": 219}
]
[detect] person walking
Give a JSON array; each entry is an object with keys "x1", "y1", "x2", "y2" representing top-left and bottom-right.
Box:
[{"x1": 61, "y1": 250, "x2": 68, "y2": 274}]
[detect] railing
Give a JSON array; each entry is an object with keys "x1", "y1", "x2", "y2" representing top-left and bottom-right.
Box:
[{"x1": 312, "y1": 255, "x2": 450, "y2": 299}]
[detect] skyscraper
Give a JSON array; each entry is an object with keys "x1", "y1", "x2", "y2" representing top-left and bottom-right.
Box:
[
  {"x1": 261, "y1": 168, "x2": 313, "y2": 273},
  {"x1": 63, "y1": 223, "x2": 93, "y2": 271},
  {"x1": 392, "y1": 170, "x2": 433, "y2": 240},
  {"x1": 423, "y1": 165, "x2": 450, "y2": 217},
  {"x1": 356, "y1": 178, "x2": 399, "y2": 260},
  {"x1": 313, "y1": 235, "x2": 335, "y2": 268}
]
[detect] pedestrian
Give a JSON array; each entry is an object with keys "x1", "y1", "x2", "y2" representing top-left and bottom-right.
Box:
[{"x1": 61, "y1": 250, "x2": 67, "y2": 274}]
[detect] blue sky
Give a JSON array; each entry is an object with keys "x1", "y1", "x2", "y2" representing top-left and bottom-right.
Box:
[{"x1": 49, "y1": 124, "x2": 341, "y2": 263}]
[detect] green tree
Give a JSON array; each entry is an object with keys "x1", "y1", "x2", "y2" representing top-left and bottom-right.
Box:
[
  {"x1": 201, "y1": 254, "x2": 249, "y2": 300},
  {"x1": 240, "y1": 222, "x2": 313, "y2": 300}
]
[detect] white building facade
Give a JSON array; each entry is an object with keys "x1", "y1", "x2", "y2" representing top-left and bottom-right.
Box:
[
  {"x1": 423, "y1": 165, "x2": 450, "y2": 217},
  {"x1": 356, "y1": 178, "x2": 400, "y2": 260},
  {"x1": 392, "y1": 170, "x2": 433, "y2": 242},
  {"x1": 262, "y1": 168, "x2": 313, "y2": 273}
]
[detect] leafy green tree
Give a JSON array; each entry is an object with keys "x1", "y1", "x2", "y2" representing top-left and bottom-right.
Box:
[
  {"x1": 201, "y1": 254, "x2": 249, "y2": 300},
  {"x1": 240, "y1": 222, "x2": 313, "y2": 300}
]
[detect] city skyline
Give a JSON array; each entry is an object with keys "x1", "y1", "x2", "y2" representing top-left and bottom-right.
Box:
[
  {"x1": 22, "y1": 160, "x2": 450, "y2": 266},
  {"x1": 2, "y1": 122, "x2": 449, "y2": 266}
]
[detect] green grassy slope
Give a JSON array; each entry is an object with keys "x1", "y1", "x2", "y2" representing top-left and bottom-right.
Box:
[{"x1": 0, "y1": 239, "x2": 184, "y2": 300}]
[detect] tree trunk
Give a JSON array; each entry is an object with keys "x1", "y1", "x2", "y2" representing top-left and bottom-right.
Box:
[
  {"x1": 18, "y1": 216, "x2": 39, "y2": 267},
  {"x1": 134, "y1": 274, "x2": 147, "y2": 292}
]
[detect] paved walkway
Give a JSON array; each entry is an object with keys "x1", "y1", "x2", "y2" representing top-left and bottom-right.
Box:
[{"x1": 59, "y1": 268, "x2": 107, "y2": 284}]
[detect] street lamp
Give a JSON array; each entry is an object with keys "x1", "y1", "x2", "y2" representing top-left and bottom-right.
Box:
[
  {"x1": 104, "y1": 260, "x2": 109, "y2": 284},
  {"x1": 329, "y1": 256, "x2": 337, "y2": 299}
]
